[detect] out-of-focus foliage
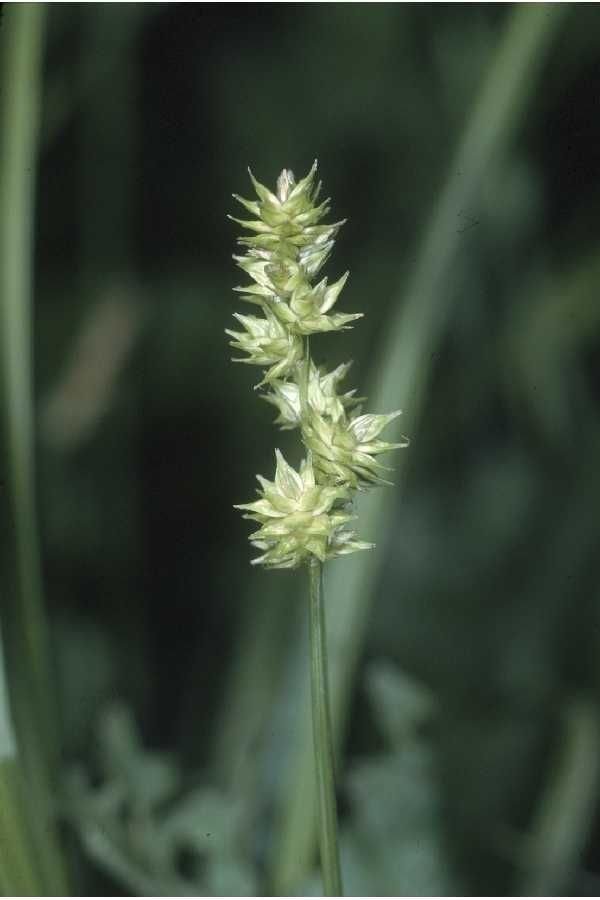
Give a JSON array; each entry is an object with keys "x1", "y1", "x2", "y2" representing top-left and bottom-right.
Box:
[
  {"x1": 333, "y1": 663, "x2": 456, "y2": 896},
  {"x1": 64, "y1": 704, "x2": 257, "y2": 896},
  {"x1": 2, "y1": 2, "x2": 600, "y2": 895}
]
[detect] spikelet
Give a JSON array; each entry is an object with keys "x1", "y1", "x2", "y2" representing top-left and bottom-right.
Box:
[{"x1": 235, "y1": 451, "x2": 373, "y2": 569}]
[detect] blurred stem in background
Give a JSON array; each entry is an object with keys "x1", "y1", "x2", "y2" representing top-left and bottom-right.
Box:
[
  {"x1": 0, "y1": 3, "x2": 68, "y2": 893},
  {"x1": 521, "y1": 699, "x2": 600, "y2": 896},
  {"x1": 0, "y1": 624, "x2": 43, "y2": 895},
  {"x1": 270, "y1": 4, "x2": 568, "y2": 892}
]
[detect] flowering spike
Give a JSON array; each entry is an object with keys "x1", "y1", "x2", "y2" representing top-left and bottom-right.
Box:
[{"x1": 228, "y1": 163, "x2": 408, "y2": 567}]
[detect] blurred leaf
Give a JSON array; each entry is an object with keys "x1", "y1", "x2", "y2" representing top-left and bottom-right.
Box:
[
  {"x1": 65, "y1": 703, "x2": 259, "y2": 895},
  {"x1": 365, "y1": 659, "x2": 436, "y2": 746}
]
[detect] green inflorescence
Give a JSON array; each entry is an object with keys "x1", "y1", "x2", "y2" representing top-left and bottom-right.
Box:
[{"x1": 228, "y1": 162, "x2": 408, "y2": 569}]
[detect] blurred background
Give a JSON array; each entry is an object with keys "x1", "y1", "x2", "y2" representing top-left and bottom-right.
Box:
[{"x1": 2, "y1": 2, "x2": 600, "y2": 895}]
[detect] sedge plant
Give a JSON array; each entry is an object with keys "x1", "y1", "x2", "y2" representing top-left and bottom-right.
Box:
[{"x1": 227, "y1": 163, "x2": 407, "y2": 895}]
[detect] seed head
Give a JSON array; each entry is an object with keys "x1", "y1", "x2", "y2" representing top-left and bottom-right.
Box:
[
  {"x1": 230, "y1": 162, "x2": 361, "y2": 336},
  {"x1": 228, "y1": 163, "x2": 408, "y2": 567},
  {"x1": 235, "y1": 450, "x2": 373, "y2": 569}
]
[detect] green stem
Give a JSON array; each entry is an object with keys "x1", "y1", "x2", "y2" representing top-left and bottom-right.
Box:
[
  {"x1": 0, "y1": 625, "x2": 44, "y2": 895},
  {"x1": 300, "y1": 334, "x2": 311, "y2": 414},
  {"x1": 308, "y1": 559, "x2": 343, "y2": 896},
  {"x1": 0, "y1": 759, "x2": 43, "y2": 896},
  {"x1": 0, "y1": 0, "x2": 54, "y2": 747},
  {"x1": 519, "y1": 700, "x2": 600, "y2": 896},
  {"x1": 0, "y1": 5, "x2": 68, "y2": 893}
]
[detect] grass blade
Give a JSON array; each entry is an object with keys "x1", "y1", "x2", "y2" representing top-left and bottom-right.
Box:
[
  {"x1": 0, "y1": 4, "x2": 68, "y2": 892},
  {"x1": 0, "y1": 624, "x2": 44, "y2": 895}
]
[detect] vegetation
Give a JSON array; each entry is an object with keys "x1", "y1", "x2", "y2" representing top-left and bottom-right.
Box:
[{"x1": 2, "y1": 3, "x2": 600, "y2": 895}]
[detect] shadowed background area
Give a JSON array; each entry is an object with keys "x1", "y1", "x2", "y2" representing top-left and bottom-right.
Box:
[{"x1": 2, "y1": 3, "x2": 600, "y2": 896}]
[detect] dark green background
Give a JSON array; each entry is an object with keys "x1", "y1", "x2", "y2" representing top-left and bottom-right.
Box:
[{"x1": 7, "y1": 2, "x2": 600, "y2": 895}]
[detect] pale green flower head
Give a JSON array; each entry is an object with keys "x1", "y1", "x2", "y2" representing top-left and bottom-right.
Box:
[
  {"x1": 230, "y1": 163, "x2": 362, "y2": 336},
  {"x1": 231, "y1": 162, "x2": 337, "y2": 261},
  {"x1": 263, "y1": 361, "x2": 362, "y2": 430},
  {"x1": 235, "y1": 450, "x2": 374, "y2": 569},
  {"x1": 225, "y1": 307, "x2": 303, "y2": 384},
  {"x1": 302, "y1": 408, "x2": 409, "y2": 490},
  {"x1": 229, "y1": 163, "x2": 409, "y2": 567}
]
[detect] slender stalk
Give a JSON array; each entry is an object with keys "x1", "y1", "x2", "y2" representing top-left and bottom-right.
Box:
[
  {"x1": 303, "y1": 332, "x2": 342, "y2": 893},
  {"x1": 0, "y1": 624, "x2": 44, "y2": 895},
  {"x1": 0, "y1": 1, "x2": 55, "y2": 753},
  {"x1": 519, "y1": 700, "x2": 600, "y2": 896},
  {"x1": 0, "y1": 759, "x2": 43, "y2": 896},
  {"x1": 308, "y1": 559, "x2": 343, "y2": 896},
  {"x1": 0, "y1": 5, "x2": 68, "y2": 892},
  {"x1": 300, "y1": 334, "x2": 311, "y2": 412}
]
